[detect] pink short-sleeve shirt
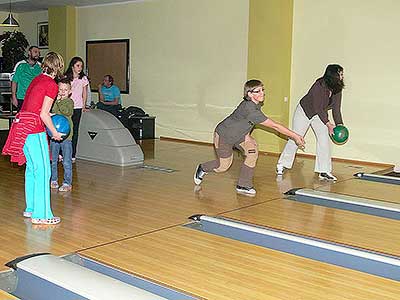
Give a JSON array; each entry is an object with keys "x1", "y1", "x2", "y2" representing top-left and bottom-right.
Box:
[{"x1": 71, "y1": 76, "x2": 89, "y2": 109}]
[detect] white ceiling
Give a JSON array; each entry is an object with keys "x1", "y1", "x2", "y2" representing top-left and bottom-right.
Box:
[{"x1": 0, "y1": 0, "x2": 141, "y2": 13}]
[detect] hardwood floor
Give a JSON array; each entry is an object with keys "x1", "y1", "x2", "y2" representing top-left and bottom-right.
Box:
[
  {"x1": 317, "y1": 179, "x2": 400, "y2": 204},
  {"x1": 82, "y1": 226, "x2": 400, "y2": 300},
  {"x1": 0, "y1": 138, "x2": 398, "y2": 299}
]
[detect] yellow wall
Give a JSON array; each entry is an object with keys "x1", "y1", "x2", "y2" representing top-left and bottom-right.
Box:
[
  {"x1": 292, "y1": 0, "x2": 400, "y2": 164},
  {"x1": 3, "y1": 0, "x2": 398, "y2": 165},
  {"x1": 247, "y1": 0, "x2": 293, "y2": 152},
  {"x1": 48, "y1": 7, "x2": 65, "y2": 58},
  {"x1": 77, "y1": 0, "x2": 249, "y2": 141},
  {"x1": 48, "y1": 6, "x2": 76, "y2": 65}
]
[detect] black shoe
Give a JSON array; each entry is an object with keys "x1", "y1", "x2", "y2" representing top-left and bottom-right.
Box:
[
  {"x1": 236, "y1": 185, "x2": 256, "y2": 196},
  {"x1": 194, "y1": 164, "x2": 207, "y2": 185},
  {"x1": 319, "y1": 172, "x2": 337, "y2": 181}
]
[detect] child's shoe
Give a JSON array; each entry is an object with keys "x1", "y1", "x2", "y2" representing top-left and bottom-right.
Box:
[
  {"x1": 50, "y1": 181, "x2": 59, "y2": 189},
  {"x1": 58, "y1": 184, "x2": 72, "y2": 192}
]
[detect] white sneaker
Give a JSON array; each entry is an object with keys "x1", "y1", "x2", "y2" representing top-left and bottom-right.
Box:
[
  {"x1": 319, "y1": 172, "x2": 337, "y2": 181},
  {"x1": 236, "y1": 185, "x2": 256, "y2": 196},
  {"x1": 276, "y1": 164, "x2": 285, "y2": 175}
]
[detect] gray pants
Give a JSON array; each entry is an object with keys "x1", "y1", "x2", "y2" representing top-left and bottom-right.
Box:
[{"x1": 278, "y1": 104, "x2": 332, "y2": 173}]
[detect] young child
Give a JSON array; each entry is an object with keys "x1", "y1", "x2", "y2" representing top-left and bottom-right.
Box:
[
  {"x1": 2, "y1": 52, "x2": 65, "y2": 225},
  {"x1": 50, "y1": 77, "x2": 74, "y2": 192},
  {"x1": 194, "y1": 79, "x2": 305, "y2": 196}
]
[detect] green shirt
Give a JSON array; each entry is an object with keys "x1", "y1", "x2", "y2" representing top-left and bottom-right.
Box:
[
  {"x1": 12, "y1": 62, "x2": 42, "y2": 100},
  {"x1": 52, "y1": 97, "x2": 74, "y2": 141}
]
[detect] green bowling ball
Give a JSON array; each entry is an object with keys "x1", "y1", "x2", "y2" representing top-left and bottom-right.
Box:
[{"x1": 331, "y1": 125, "x2": 349, "y2": 144}]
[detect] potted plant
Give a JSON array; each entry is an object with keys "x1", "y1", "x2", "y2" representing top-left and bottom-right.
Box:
[{"x1": 0, "y1": 31, "x2": 29, "y2": 72}]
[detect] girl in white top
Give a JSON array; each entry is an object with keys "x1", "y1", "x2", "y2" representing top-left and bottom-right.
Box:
[{"x1": 64, "y1": 57, "x2": 89, "y2": 161}]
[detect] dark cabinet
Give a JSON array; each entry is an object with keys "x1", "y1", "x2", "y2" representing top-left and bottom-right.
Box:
[{"x1": 126, "y1": 116, "x2": 155, "y2": 140}]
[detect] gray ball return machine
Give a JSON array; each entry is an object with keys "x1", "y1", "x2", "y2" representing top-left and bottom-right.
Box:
[
  {"x1": 76, "y1": 110, "x2": 144, "y2": 167},
  {"x1": 0, "y1": 253, "x2": 197, "y2": 299}
]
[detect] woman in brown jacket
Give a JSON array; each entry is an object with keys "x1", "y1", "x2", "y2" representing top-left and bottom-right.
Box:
[{"x1": 276, "y1": 64, "x2": 345, "y2": 181}]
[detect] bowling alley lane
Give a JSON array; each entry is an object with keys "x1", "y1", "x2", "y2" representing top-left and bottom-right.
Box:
[
  {"x1": 80, "y1": 226, "x2": 400, "y2": 300},
  {"x1": 317, "y1": 178, "x2": 400, "y2": 204}
]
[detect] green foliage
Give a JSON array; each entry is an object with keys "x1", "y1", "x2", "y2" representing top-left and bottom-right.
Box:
[{"x1": 1, "y1": 31, "x2": 29, "y2": 72}]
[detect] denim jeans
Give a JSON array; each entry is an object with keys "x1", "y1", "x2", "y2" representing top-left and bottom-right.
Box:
[{"x1": 50, "y1": 139, "x2": 73, "y2": 186}]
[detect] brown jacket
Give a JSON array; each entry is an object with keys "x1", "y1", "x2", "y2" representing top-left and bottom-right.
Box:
[{"x1": 299, "y1": 78, "x2": 343, "y2": 125}]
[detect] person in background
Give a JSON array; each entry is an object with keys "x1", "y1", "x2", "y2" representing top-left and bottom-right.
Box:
[
  {"x1": 276, "y1": 64, "x2": 345, "y2": 181},
  {"x1": 97, "y1": 74, "x2": 122, "y2": 116},
  {"x1": 64, "y1": 57, "x2": 89, "y2": 163},
  {"x1": 11, "y1": 46, "x2": 41, "y2": 111}
]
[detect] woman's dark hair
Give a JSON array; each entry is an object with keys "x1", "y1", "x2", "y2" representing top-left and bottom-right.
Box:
[
  {"x1": 321, "y1": 64, "x2": 344, "y2": 94},
  {"x1": 64, "y1": 56, "x2": 86, "y2": 81}
]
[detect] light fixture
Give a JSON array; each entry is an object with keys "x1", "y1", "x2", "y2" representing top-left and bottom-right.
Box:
[{"x1": 1, "y1": 0, "x2": 19, "y2": 27}]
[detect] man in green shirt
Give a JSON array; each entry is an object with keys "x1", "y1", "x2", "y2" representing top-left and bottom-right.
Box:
[{"x1": 11, "y1": 46, "x2": 41, "y2": 111}]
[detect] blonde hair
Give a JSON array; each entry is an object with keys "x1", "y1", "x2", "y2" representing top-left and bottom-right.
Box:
[{"x1": 42, "y1": 52, "x2": 64, "y2": 78}]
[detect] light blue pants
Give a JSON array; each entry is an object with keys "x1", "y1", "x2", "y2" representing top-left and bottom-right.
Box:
[{"x1": 23, "y1": 132, "x2": 55, "y2": 219}]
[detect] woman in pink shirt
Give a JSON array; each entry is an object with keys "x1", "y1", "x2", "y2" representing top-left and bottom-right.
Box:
[{"x1": 65, "y1": 57, "x2": 89, "y2": 162}]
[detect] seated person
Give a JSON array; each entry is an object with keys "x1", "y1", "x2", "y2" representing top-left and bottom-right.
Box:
[{"x1": 96, "y1": 75, "x2": 122, "y2": 116}]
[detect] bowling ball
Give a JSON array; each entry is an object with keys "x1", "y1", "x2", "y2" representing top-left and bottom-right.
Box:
[
  {"x1": 331, "y1": 125, "x2": 349, "y2": 144},
  {"x1": 46, "y1": 114, "x2": 70, "y2": 140}
]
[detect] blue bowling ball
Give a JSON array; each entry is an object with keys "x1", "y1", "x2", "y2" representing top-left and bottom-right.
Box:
[{"x1": 46, "y1": 114, "x2": 70, "y2": 140}]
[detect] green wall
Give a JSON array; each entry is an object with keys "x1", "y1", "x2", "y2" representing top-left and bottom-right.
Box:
[{"x1": 247, "y1": 0, "x2": 293, "y2": 153}]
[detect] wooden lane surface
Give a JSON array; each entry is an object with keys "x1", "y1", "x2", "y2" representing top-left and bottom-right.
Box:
[
  {"x1": 222, "y1": 198, "x2": 400, "y2": 256},
  {"x1": 0, "y1": 290, "x2": 18, "y2": 300},
  {"x1": 0, "y1": 140, "x2": 287, "y2": 270},
  {"x1": 80, "y1": 226, "x2": 400, "y2": 300},
  {"x1": 316, "y1": 178, "x2": 400, "y2": 204},
  {"x1": 0, "y1": 138, "x2": 388, "y2": 270}
]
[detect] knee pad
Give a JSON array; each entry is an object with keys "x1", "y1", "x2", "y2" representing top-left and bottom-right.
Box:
[
  {"x1": 214, "y1": 155, "x2": 233, "y2": 172},
  {"x1": 244, "y1": 147, "x2": 258, "y2": 168}
]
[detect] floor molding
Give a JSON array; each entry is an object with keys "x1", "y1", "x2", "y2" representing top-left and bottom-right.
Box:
[{"x1": 160, "y1": 136, "x2": 394, "y2": 168}]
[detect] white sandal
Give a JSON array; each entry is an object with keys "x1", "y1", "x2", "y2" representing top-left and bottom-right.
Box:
[{"x1": 31, "y1": 217, "x2": 61, "y2": 225}]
